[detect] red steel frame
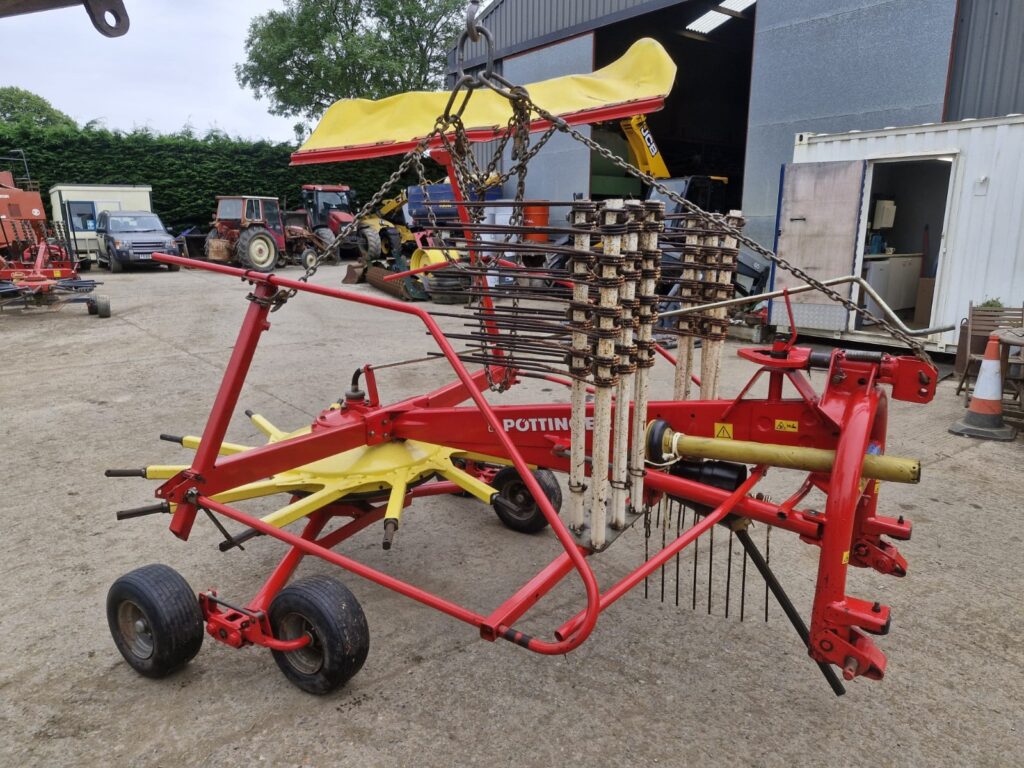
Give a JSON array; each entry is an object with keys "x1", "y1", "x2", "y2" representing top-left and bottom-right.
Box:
[
  {"x1": 155, "y1": 87, "x2": 932, "y2": 681},
  {"x1": 149, "y1": 250, "x2": 935, "y2": 681}
]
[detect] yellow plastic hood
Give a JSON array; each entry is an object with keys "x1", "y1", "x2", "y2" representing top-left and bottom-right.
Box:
[{"x1": 291, "y1": 38, "x2": 676, "y2": 164}]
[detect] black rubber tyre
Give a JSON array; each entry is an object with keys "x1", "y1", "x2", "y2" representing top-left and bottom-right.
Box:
[
  {"x1": 167, "y1": 261, "x2": 180, "y2": 272},
  {"x1": 86, "y1": 298, "x2": 98, "y2": 315},
  {"x1": 106, "y1": 564, "x2": 204, "y2": 678},
  {"x1": 236, "y1": 227, "x2": 278, "y2": 273},
  {"x1": 78, "y1": 258, "x2": 92, "y2": 272},
  {"x1": 269, "y1": 575, "x2": 369, "y2": 695},
  {"x1": 491, "y1": 467, "x2": 562, "y2": 533},
  {"x1": 110, "y1": 255, "x2": 123, "y2": 273},
  {"x1": 357, "y1": 226, "x2": 381, "y2": 262},
  {"x1": 95, "y1": 294, "x2": 111, "y2": 318},
  {"x1": 314, "y1": 226, "x2": 335, "y2": 247},
  {"x1": 299, "y1": 247, "x2": 318, "y2": 271}
]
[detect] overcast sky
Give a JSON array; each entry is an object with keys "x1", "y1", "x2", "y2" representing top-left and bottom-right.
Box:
[{"x1": 1, "y1": 1, "x2": 301, "y2": 143}]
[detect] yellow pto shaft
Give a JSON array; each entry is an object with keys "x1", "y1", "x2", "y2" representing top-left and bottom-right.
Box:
[{"x1": 652, "y1": 424, "x2": 920, "y2": 484}]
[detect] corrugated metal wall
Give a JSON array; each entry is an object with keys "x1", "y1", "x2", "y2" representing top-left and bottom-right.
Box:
[
  {"x1": 451, "y1": 0, "x2": 687, "y2": 71},
  {"x1": 946, "y1": 0, "x2": 1024, "y2": 120},
  {"x1": 792, "y1": 116, "x2": 1024, "y2": 348},
  {"x1": 740, "y1": 0, "x2": 958, "y2": 256}
]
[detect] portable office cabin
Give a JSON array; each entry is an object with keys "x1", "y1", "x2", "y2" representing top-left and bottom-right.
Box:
[
  {"x1": 770, "y1": 114, "x2": 1024, "y2": 353},
  {"x1": 49, "y1": 184, "x2": 153, "y2": 261}
]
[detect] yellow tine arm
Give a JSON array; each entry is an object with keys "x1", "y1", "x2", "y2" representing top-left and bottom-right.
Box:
[
  {"x1": 261, "y1": 486, "x2": 343, "y2": 529},
  {"x1": 145, "y1": 465, "x2": 188, "y2": 480},
  {"x1": 384, "y1": 474, "x2": 409, "y2": 524},
  {"x1": 211, "y1": 479, "x2": 308, "y2": 506},
  {"x1": 438, "y1": 464, "x2": 497, "y2": 504},
  {"x1": 181, "y1": 435, "x2": 254, "y2": 456},
  {"x1": 248, "y1": 412, "x2": 286, "y2": 441}
]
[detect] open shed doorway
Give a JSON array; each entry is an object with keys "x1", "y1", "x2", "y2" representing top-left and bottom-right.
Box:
[
  {"x1": 858, "y1": 158, "x2": 952, "y2": 332},
  {"x1": 589, "y1": 1, "x2": 755, "y2": 212}
]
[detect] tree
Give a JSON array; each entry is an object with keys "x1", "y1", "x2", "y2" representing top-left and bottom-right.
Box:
[
  {"x1": 0, "y1": 87, "x2": 77, "y2": 130},
  {"x1": 236, "y1": 0, "x2": 464, "y2": 124}
]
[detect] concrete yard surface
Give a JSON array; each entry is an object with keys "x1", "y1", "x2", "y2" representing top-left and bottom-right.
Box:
[{"x1": 1, "y1": 266, "x2": 1022, "y2": 767}]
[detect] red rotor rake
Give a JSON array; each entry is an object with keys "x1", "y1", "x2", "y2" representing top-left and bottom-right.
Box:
[
  {"x1": 104, "y1": 249, "x2": 935, "y2": 696},
  {"x1": 103, "y1": 13, "x2": 937, "y2": 696}
]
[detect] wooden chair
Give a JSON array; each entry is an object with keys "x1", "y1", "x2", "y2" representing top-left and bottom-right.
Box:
[{"x1": 955, "y1": 302, "x2": 1024, "y2": 400}]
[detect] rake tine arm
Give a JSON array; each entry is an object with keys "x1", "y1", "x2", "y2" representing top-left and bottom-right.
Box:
[{"x1": 734, "y1": 526, "x2": 846, "y2": 697}]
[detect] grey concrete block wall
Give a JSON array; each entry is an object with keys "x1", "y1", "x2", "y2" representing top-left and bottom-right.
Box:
[
  {"x1": 499, "y1": 34, "x2": 595, "y2": 220},
  {"x1": 741, "y1": 0, "x2": 958, "y2": 253}
]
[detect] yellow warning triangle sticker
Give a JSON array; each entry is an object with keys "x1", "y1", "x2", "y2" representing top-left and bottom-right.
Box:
[{"x1": 714, "y1": 422, "x2": 734, "y2": 439}]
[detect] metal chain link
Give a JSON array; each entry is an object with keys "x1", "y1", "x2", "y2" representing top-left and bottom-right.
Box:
[
  {"x1": 511, "y1": 95, "x2": 930, "y2": 362},
  {"x1": 268, "y1": 119, "x2": 456, "y2": 310}
]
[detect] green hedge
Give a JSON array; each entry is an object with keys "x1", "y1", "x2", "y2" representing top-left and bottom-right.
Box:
[{"x1": 0, "y1": 124, "x2": 433, "y2": 231}]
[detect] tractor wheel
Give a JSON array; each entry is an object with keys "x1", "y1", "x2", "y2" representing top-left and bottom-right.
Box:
[
  {"x1": 106, "y1": 564, "x2": 204, "y2": 678},
  {"x1": 236, "y1": 227, "x2": 278, "y2": 273},
  {"x1": 357, "y1": 227, "x2": 382, "y2": 262},
  {"x1": 110, "y1": 256, "x2": 123, "y2": 273},
  {"x1": 314, "y1": 227, "x2": 336, "y2": 247},
  {"x1": 269, "y1": 575, "x2": 369, "y2": 695},
  {"x1": 490, "y1": 467, "x2": 562, "y2": 533},
  {"x1": 300, "y1": 247, "x2": 319, "y2": 271},
  {"x1": 91, "y1": 294, "x2": 111, "y2": 318}
]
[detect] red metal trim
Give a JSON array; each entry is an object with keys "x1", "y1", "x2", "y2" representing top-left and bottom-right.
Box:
[
  {"x1": 484, "y1": 551, "x2": 579, "y2": 635},
  {"x1": 201, "y1": 495, "x2": 488, "y2": 627}
]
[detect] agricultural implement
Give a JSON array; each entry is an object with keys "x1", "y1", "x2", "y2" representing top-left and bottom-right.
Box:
[
  {"x1": 1, "y1": 171, "x2": 109, "y2": 316},
  {"x1": 104, "y1": 10, "x2": 937, "y2": 697}
]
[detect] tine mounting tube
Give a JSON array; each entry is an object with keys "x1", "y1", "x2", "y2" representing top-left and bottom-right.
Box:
[
  {"x1": 610, "y1": 202, "x2": 641, "y2": 529},
  {"x1": 589, "y1": 200, "x2": 624, "y2": 549},
  {"x1": 567, "y1": 202, "x2": 595, "y2": 534}
]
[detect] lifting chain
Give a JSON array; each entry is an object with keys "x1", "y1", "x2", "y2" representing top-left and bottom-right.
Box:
[
  {"x1": 513, "y1": 95, "x2": 932, "y2": 363},
  {"x1": 272, "y1": 1, "x2": 929, "y2": 368}
]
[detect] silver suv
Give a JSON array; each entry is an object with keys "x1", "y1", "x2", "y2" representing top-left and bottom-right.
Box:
[{"x1": 96, "y1": 210, "x2": 179, "y2": 272}]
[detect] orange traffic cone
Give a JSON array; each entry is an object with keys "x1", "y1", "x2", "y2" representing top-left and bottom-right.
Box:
[{"x1": 950, "y1": 334, "x2": 1017, "y2": 441}]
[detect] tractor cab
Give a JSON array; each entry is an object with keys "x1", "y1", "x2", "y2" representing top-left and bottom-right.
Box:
[
  {"x1": 300, "y1": 185, "x2": 357, "y2": 236},
  {"x1": 207, "y1": 196, "x2": 286, "y2": 273},
  {"x1": 213, "y1": 196, "x2": 286, "y2": 251}
]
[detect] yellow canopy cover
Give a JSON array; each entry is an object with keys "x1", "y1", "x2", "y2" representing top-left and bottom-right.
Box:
[{"x1": 291, "y1": 38, "x2": 676, "y2": 164}]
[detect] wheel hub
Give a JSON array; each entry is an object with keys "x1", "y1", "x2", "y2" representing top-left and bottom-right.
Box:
[
  {"x1": 279, "y1": 613, "x2": 323, "y2": 674},
  {"x1": 117, "y1": 601, "x2": 154, "y2": 660}
]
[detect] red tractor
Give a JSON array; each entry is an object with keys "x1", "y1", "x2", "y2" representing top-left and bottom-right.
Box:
[
  {"x1": 204, "y1": 196, "x2": 285, "y2": 273},
  {"x1": 298, "y1": 184, "x2": 407, "y2": 262},
  {"x1": 203, "y1": 195, "x2": 324, "y2": 273}
]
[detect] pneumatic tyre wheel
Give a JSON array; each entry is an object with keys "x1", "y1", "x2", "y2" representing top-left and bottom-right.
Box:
[
  {"x1": 167, "y1": 262, "x2": 180, "y2": 272},
  {"x1": 299, "y1": 247, "x2": 318, "y2": 271},
  {"x1": 269, "y1": 575, "x2": 369, "y2": 695},
  {"x1": 106, "y1": 564, "x2": 204, "y2": 678},
  {"x1": 110, "y1": 256, "x2": 123, "y2": 273},
  {"x1": 236, "y1": 227, "x2": 278, "y2": 273},
  {"x1": 94, "y1": 294, "x2": 111, "y2": 318},
  {"x1": 491, "y1": 467, "x2": 562, "y2": 533}
]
